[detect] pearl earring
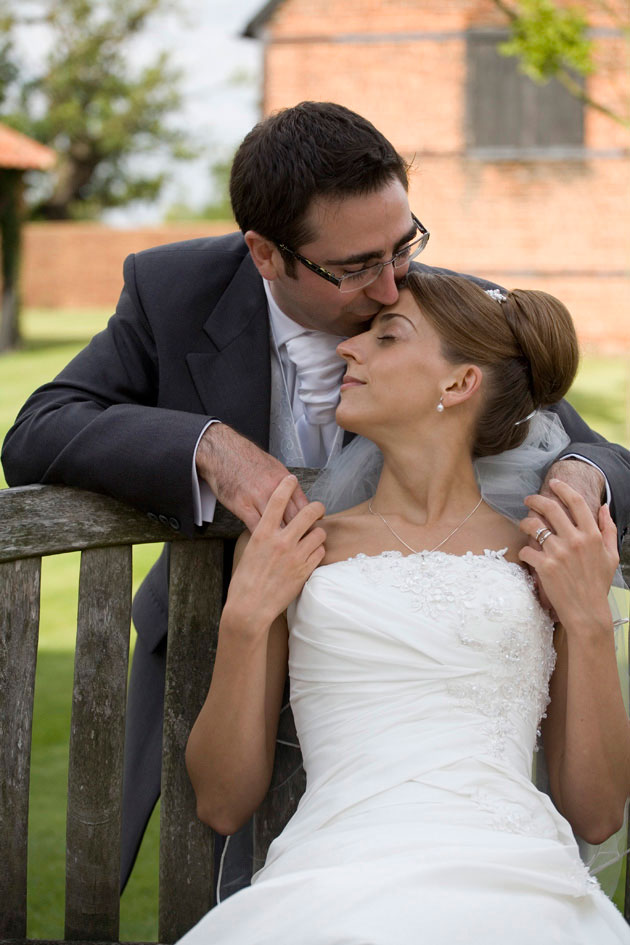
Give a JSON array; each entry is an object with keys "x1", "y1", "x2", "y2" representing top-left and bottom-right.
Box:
[{"x1": 436, "y1": 397, "x2": 445, "y2": 413}]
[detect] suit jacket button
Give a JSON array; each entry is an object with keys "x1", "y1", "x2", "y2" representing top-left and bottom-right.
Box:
[
  {"x1": 169, "y1": 517, "x2": 180, "y2": 531},
  {"x1": 158, "y1": 514, "x2": 169, "y2": 526},
  {"x1": 147, "y1": 512, "x2": 158, "y2": 522}
]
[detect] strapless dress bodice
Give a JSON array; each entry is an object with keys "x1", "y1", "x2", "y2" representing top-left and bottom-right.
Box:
[{"x1": 289, "y1": 548, "x2": 554, "y2": 781}]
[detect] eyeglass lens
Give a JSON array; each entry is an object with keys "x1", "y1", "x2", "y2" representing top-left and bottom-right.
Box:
[{"x1": 338, "y1": 233, "x2": 428, "y2": 293}]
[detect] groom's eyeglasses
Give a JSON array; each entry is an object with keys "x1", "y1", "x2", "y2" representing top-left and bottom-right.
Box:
[{"x1": 277, "y1": 214, "x2": 430, "y2": 294}]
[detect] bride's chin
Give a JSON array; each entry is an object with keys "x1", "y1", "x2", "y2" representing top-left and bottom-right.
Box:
[{"x1": 335, "y1": 406, "x2": 373, "y2": 438}]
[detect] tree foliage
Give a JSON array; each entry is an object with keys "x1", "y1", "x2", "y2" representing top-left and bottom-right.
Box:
[
  {"x1": 498, "y1": 0, "x2": 593, "y2": 79},
  {"x1": 490, "y1": 0, "x2": 630, "y2": 128},
  {"x1": 0, "y1": 0, "x2": 197, "y2": 219}
]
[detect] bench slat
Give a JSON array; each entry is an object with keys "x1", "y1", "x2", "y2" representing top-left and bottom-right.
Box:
[
  {"x1": 64, "y1": 547, "x2": 132, "y2": 942},
  {"x1": 0, "y1": 484, "x2": 249, "y2": 562},
  {"x1": 0, "y1": 476, "x2": 324, "y2": 563},
  {"x1": 159, "y1": 540, "x2": 223, "y2": 943},
  {"x1": 0, "y1": 557, "x2": 41, "y2": 939}
]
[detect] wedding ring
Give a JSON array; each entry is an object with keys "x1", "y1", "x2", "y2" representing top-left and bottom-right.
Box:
[
  {"x1": 536, "y1": 528, "x2": 553, "y2": 547},
  {"x1": 534, "y1": 526, "x2": 547, "y2": 541}
]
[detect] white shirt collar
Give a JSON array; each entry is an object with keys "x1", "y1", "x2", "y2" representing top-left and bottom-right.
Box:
[{"x1": 264, "y1": 279, "x2": 309, "y2": 348}]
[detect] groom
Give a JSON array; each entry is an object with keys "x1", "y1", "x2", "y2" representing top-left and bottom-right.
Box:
[{"x1": 3, "y1": 101, "x2": 629, "y2": 894}]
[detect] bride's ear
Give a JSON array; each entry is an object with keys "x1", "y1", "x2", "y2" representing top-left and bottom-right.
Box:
[{"x1": 442, "y1": 365, "x2": 483, "y2": 408}]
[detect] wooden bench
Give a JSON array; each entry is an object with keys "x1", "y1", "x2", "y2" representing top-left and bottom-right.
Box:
[
  {"x1": 0, "y1": 478, "x2": 320, "y2": 945},
  {"x1": 1, "y1": 479, "x2": 629, "y2": 944}
]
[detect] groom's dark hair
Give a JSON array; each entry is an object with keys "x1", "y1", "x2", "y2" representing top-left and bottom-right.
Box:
[{"x1": 230, "y1": 101, "x2": 409, "y2": 271}]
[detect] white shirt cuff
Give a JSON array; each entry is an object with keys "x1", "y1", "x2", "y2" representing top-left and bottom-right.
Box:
[
  {"x1": 192, "y1": 419, "x2": 221, "y2": 525},
  {"x1": 561, "y1": 454, "x2": 611, "y2": 505}
]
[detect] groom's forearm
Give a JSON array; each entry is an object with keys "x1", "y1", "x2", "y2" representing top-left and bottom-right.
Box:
[
  {"x1": 550, "y1": 400, "x2": 630, "y2": 546},
  {"x1": 541, "y1": 460, "x2": 605, "y2": 516}
]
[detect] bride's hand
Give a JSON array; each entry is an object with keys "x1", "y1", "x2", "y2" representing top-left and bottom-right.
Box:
[
  {"x1": 224, "y1": 475, "x2": 326, "y2": 633},
  {"x1": 518, "y1": 479, "x2": 619, "y2": 631}
]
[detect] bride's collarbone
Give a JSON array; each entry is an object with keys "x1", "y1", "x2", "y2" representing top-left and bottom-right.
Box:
[{"x1": 319, "y1": 505, "x2": 526, "y2": 568}]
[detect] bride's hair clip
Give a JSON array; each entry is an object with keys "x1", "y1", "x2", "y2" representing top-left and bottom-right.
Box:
[
  {"x1": 514, "y1": 409, "x2": 537, "y2": 427},
  {"x1": 485, "y1": 288, "x2": 508, "y2": 303}
]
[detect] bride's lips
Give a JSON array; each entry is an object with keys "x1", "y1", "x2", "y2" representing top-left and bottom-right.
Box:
[{"x1": 340, "y1": 375, "x2": 366, "y2": 391}]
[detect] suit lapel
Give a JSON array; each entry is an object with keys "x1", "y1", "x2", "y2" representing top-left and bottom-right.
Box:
[{"x1": 186, "y1": 254, "x2": 271, "y2": 449}]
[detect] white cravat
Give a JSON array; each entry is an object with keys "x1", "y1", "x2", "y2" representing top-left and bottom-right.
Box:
[
  {"x1": 193, "y1": 290, "x2": 346, "y2": 523},
  {"x1": 284, "y1": 331, "x2": 345, "y2": 465},
  {"x1": 265, "y1": 281, "x2": 346, "y2": 468}
]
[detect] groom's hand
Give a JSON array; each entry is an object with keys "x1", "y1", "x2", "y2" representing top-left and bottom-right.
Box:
[
  {"x1": 523, "y1": 459, "x2": 606, "y2": 615},
  {"x1": 540, "y1": 459, "x2": 606, "y2": 518},
  {"x1": 196, "y1": 423, "x2": 309, "y2": 532}
]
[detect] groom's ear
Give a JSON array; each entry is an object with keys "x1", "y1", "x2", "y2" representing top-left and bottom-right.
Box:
[
  {"x1": 443, "y1": 365, "x2": 483, "y2": 407},
  {"x1": 244, "y1": 231, "x2": 283, "y2": 280}
]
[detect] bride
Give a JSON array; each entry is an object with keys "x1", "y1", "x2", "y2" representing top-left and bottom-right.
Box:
[{"x1": 180, "y1": 271, "x2": 630, "y2": 943}]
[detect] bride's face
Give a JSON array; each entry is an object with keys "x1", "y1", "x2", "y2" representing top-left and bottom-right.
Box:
[{"x1": 336, "y1": 288, "x2": 458, "y2": 439}]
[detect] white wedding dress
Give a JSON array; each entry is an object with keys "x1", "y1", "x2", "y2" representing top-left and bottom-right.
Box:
[{"x1": 179, "y1": 549, "x2": 630, "y2": 944}]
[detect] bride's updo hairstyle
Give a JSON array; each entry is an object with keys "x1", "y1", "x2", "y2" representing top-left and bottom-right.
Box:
[{"x1": 402, "y1": 271, "x2": 579, "y2": 457}]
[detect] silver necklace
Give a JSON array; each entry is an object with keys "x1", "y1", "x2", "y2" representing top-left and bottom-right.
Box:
[{"x1": 367, "y1": 496, "x2": 484, "y2": 555}]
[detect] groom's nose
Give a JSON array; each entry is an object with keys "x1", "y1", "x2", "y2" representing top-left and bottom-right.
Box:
[{"x1": 364, "y1": 262, "x2": 399, "y2": 306}]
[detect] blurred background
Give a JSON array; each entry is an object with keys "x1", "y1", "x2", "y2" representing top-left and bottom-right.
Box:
[{"x1": 0, "y1": 0, "x2": 628, "y2": 938}]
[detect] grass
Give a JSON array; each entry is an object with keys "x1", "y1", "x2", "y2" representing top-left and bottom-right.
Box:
[
  {"x1": 25, "y1": 551, "x2": 162, "y2": 941},
  {"x1": 1, "y1": 309, "x2": 629, "y2": 937},
  {"x1": 2, "y1": 309, "x2": 162, "y2": 940}
]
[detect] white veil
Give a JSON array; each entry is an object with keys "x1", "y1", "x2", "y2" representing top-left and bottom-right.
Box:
[
  {"x1": 309, "y1": 409, "x2": 630, "y2": 892},
  {"x1": 309, "y1": 409, "x2": 570, "y2": 521}
]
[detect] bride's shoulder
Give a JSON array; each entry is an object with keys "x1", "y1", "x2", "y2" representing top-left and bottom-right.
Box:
[
  {"x1": 476, "y1": 504, "x2": 527, "y2": 564},
  {"x1": 319, "y1": 503, "x2": 375, "y2": 566}
]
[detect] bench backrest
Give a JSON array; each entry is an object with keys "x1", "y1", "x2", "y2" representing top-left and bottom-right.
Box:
[
  {"x1": 1, "y1": 479, "x2": 629, "y2": 941},
  {"x1": 0, "y1": 479, "x2": 318, "y2": 944}
]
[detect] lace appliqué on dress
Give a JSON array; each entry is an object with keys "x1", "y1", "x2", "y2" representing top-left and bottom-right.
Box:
[
  {"x1": 450, "y1": 613, "x2": 556, "y2": 758},
  {"x1": 352, "y1": 549, "x2": 556, "y2": 760},
  {"x1": 473, "y1": 789, "x2": 556, "y2": 839}
]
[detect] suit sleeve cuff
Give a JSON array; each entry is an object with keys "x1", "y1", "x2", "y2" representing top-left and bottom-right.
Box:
[
  {"x1": 561, "y1": 453, "x2": 611, "y2": 505},
  {"x1": 192, "y1": 419, "x2": 221, "y2": 525}
]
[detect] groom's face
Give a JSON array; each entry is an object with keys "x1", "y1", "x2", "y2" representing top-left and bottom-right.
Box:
[{"x1": 268, "y1": 178, "x2": 416, "y2": 338}]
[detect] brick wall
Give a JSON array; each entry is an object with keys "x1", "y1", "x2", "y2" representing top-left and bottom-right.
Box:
[
  {"x1": 15, "y1": 0, "x2": 630, "y2": 353},
  {"x1": 21, "y1": 221, "x2": 237, "y2": 309},
  {"x1": 257, "y1": 0, "x2": 630, "y2": 351},
  {"x1": 18, "y1": 213, "x2": 629, "y2": 352}
]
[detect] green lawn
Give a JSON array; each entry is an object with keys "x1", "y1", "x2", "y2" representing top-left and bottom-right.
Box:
[
  {"x1": 1, "y1": 308, "x2": 629, "y2": 937},
  {"x1": 2, "y1": 309, "x2": 162, "y2": 940}
]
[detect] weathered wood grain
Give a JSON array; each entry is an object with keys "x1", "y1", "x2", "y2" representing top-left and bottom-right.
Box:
[
  {"x1": 0, "y1": 557, "x2": 41, "y2": 939},
  {"x1": 0, "y1": 471, "x2": 321, "y2": 563},
  {"x1": 158, "y1": 540, "x2": 224, "y2": 944},
  {"x1": 64, "y1": 547, "x2": 132, "y2": 942},
  {"x1": 0, "y1": 484, "x2": 236, "y2": 561}
]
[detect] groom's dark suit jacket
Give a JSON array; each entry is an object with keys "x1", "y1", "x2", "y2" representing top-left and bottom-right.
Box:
[{"x1": 3, "y1": 231, "x2": 630, "y2": 884}]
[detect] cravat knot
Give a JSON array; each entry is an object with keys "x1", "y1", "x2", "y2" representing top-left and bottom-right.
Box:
[{"x1": 284, "y1": 331, "x2": 346, "y2": 426}]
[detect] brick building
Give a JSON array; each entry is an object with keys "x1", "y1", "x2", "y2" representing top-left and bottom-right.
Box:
[
  {"x1": 244, "y1": 0, "x2": 630, "y2": 351},
  {"x1": 21, "y1": 0, "x2": 629, "y2": 351}
]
